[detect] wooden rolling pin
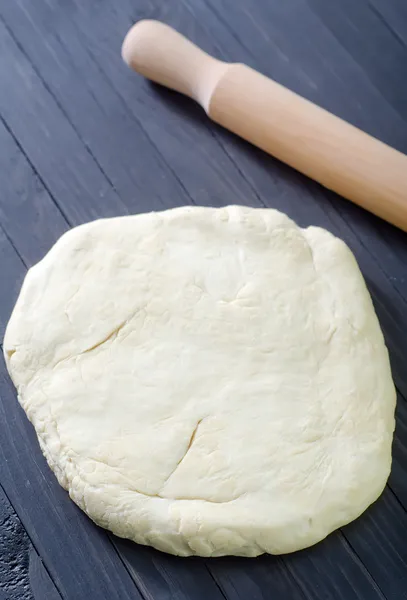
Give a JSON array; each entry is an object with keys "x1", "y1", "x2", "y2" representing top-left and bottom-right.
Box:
[{"x1": 122, "y1": 20, "x2": 407, "y2": 231}]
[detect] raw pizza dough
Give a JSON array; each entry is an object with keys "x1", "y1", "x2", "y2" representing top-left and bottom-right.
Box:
[{"x1": 4, "y1": 206, "x2": 396, "y2": 557}]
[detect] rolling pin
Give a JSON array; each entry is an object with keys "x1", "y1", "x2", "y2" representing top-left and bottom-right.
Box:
[{"x1": 122, "y1": 20, "x2": 407, "y2": 231}]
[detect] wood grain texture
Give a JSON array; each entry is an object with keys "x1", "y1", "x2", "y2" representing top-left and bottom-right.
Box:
[
  {"x1": 0, "y1": 227, "x2": 26, "y2": 339},
  {"x1": 0, "y1": 1, "x2": 406, "y2": 599},
  {"x1": 28, "y1": 548, "x2": 62, "y2": 600}
]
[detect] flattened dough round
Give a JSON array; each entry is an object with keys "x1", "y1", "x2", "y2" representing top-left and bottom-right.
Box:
[{"x1": 4, "y1": 206, "x2": 396, "y2": 557}]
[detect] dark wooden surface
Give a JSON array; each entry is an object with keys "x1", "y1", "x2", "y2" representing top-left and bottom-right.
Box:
[{"x1": 0, "y1": 1, "x2": 406, "y2": 599}]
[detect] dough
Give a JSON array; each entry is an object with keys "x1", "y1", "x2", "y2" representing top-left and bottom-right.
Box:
[{"x1": 4, "y1": 206, "x2": 395, "y2": 557}]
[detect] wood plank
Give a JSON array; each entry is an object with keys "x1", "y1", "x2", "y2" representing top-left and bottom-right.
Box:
[
  {"x1": 113, "y1": 538, "x2": 228, "y2": 600},
  {"x1": 343, "y1": 487, "x2": 407, "y2": 600},
  {"x1": 0, "y1": 0, "x2": 260, "y2": 214},
  {"x1": 0, "y1": 226, "x2": 26, "y2": 340},
  {"x1": 61, "y1": 1, "x2": 264, "y2": 209},
  {"x1": 0, "y1": 1, "x2": 186, "y2": 215},
  {"x1": 206, "y1": 530, "x2": 388, "y2": 600},
  {"x1": 389, "y1": 394, "x2": 407, "y2": 508},
  {"x1": 306, "y1": 0, "x2": 407, "y2": 122},
  {"x1": 207, "y1": 555, "x2": 308, "y2": 600},
  {"x1": 28, "y1": 548, "x2": 62, "y2": 600},
  {"x1": 0, "y1": 483, "x2": 37, "y2": 600},
  {"x1": 368, "y1": 0, "x2": 407, "y2": 46},
  {"x1": 283, "y1": 532, "x2": 386, "y2": 600},
  {"x1": 0, "y1": 119, "x2": 68, "y2": 266},
  {"x1": 204, "y1": 467, "x2": 407, "y2": 600},
  {"x1": 0, "y1": 17, "x2": 128, "y2": 225}
]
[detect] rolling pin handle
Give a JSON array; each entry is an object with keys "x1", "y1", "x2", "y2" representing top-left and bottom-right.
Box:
[{"x1": 122, "y1": 20, "x2": 228, "y2": 112}]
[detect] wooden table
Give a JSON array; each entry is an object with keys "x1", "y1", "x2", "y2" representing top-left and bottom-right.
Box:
[{"x1": 1, "y1": 1, "x2": 407, "y2": 599}]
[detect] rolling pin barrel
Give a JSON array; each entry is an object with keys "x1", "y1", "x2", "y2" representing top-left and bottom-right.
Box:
[{"x1": 122, "y1": 20, "x2": 407, "y2": 231}]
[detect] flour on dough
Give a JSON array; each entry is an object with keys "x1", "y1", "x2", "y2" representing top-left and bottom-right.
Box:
[{"x1": 3, "y1": 206, "x2": 396, "y2": 557}]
